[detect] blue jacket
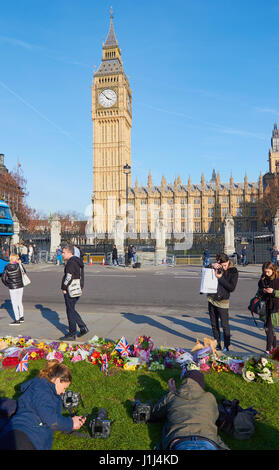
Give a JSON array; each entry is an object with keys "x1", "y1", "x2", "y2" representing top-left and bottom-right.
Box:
[{"x1": 1, "y1": 377, "x2": 73, "y2": 450}]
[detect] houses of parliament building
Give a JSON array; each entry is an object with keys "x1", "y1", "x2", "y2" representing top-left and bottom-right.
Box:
[{"x1": 91, "y1": 12, "x2": 278, "y2": 238}]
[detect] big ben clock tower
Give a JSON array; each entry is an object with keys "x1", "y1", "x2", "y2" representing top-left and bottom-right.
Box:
[{"x1": 91, "y1": 10, "x2": 132, "y2": 234}]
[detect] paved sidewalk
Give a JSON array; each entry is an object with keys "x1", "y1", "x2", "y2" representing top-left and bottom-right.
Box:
[{"x1": 0, "y1": 262, "x2": 268, "y2": 356}]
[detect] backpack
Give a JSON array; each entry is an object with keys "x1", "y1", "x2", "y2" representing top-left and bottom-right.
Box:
[
  {"x1": 216, "y1": 399, "x2": 258, "y2": 440},
  {"x1": 248, "y1": 295, "x2": 266, "y2": 326}
]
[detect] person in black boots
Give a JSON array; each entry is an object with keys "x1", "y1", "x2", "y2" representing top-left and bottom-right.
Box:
[
  {"x1": 207, "y1": 253, "x2": 238, "y2": 353},
  {"x1": 257, "y1": 261, "x2": 279, "y2": 354},
  {"x1": 60, "y1": 244, "x2": 88, "y2": 341}
]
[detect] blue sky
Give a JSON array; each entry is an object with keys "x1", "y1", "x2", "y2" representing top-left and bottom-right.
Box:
[{"x1": 1, "y1": 0, "x2": 279, "y2": 216}]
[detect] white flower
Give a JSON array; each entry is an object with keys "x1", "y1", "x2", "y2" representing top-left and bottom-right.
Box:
[
  {"x1": 266, "y1": 377, "x2": 274, "y2": 384},
  {"x1": 261, "y1": 358, "x2": 268, "y2": 366},
  {"x1": 258, "y1": 374, "x2": 270, "y2": 380},
  {"x1": 246, "y1": 371, "x2": 255, "y2": 381},
  {"x1": 262, "y1": 367, "x2": 271, "y2": 375}
]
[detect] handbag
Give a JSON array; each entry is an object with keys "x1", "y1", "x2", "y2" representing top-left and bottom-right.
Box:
[
  {"x1": 19, "y1": 263, "x2": 31, "y2": 287},
  {"x1": 68, "y1": 279, "x2": 82, "y2": 298},
  {"x1": 248, "y1": 295, "x2": 266, "y2": 326},
  {"x1": 200, "y1": 267, "x2": 218, "y2": 294}
]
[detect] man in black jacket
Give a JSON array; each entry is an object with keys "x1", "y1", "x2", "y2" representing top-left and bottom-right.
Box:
[
  {"x1": 207, "y1": 253, "x2": 238, "y2": 352},
  {"x1": 59, "y1": 245, "x2": 88, "y2": 341}
]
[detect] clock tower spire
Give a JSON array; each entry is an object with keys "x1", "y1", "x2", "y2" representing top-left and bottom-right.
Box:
[{"x1": 91, "y1": 11, "x2": 132, "y2": 235}]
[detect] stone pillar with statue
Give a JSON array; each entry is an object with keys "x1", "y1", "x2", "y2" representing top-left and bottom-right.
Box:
[
  {"x1": 273, "y1": 208, "x2": 279, "y2": 252},
  {"x1": 224, "y1": 213, "x2": 235, "y2": 256},
  {"x1": 113, "y1": 215, "x2": 125, "y2": 261},
  {"x1": 50, "y1": 214, "x2": 61, "y2": 259},
  {"x1": 11, "y1": 214, "x2": 20, "y2": 250},
  {"x1": 154, "y1": 210, "x2": 167, "y2": 265}
]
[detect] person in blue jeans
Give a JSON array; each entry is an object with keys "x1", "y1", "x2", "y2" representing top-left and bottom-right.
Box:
[
  {"x1": 203, "y1": 248, "x2": 210, "y2": 267},
  {"x1": 150, "y1": 370, "x2": 228, "y2": 450},
  {"x1": 56, "y1": 246, "x2": 63, "y2": 265},
  {"x1": 241, "y1": 245, "x2": 247, "y2": 266},
  {"x1": 59, "y1": 244, "x2": 88, "y2": 341}
]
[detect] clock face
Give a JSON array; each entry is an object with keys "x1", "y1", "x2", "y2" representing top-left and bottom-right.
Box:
[{"x1": 98, "y1": 89, "x2": 117, "y2": 108}]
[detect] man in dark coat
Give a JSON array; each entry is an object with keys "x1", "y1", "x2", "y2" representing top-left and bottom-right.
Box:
[{"x1": 60, "y1": 244, "x2": 88, "y2": 340}]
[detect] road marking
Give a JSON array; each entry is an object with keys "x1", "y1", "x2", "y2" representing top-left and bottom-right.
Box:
[{"x1": 86, "y1": 274, "x2": 137, "y2": 278}]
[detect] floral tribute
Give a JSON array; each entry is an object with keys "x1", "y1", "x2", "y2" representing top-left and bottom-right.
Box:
[
  {"x1": 242, "y1": 357, "x2": 279, "y2": 384},
  {"x1": 0, "y1": 334, "x2": 278, "y2": 383}
]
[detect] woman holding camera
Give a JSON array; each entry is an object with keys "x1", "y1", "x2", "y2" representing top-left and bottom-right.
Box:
[
  {"x1": 258, "y1": 261, "x2": 279, "y2": 354},
  {"x1": 208, "y1": 253, "x2": 238, "y2": 352},
  {"x1": 0, "y1": 359, "x2": 86, "y2": 450}
]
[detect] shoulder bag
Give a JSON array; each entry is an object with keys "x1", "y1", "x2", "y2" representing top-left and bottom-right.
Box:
[
  {"x1": 19, "y1": 263, "x2": 31, "y2": 287},
  {"x1": 68, "y1": 279, "x2": 82, "y2": 298}
]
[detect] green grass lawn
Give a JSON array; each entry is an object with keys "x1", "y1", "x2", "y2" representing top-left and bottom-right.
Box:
[{"x1": 1, "y1": 358, "x2": 279, "y2": 450}]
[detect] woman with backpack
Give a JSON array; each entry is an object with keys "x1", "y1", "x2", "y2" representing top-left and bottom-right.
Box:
[
  {"x1": 1, "y1": 254, "x2": 27, "y2": 325},
  {"x1": 257, "y1": 261, "x2": 279, "y2": 354}
]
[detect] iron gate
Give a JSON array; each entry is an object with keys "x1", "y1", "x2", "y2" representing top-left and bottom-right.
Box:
[{"x1": 235, "y1": 231, "x2": 273, "y2": 264}]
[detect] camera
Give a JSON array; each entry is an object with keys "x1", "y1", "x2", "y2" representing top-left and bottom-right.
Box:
[
  {"x1": 62, "y1": 390, "x2": 84, "y2": 415},
  {"x1": 217, "y1": 267, "x2": 224, "y2": 275},
  {"x1": 89, "y1": 408, "x2": 112, "y2": 438},
  {"x1": 132, "y1": 400, "x2": 152, "y2": 423}
]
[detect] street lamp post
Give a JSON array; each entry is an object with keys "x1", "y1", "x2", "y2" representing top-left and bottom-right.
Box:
[{"x1": 123, "y1": 163, "x2": 131, "y2": 245}]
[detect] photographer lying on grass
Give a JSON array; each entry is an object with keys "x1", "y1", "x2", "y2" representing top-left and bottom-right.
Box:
[
  {"x1": 0, "y1": 360, "x2": 86, "y2": 450},
  {"x1": 150, "y1": 370, "x2": 229, "y2": 450}
]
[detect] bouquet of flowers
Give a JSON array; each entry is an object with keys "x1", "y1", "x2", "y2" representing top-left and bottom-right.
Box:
[
  {"x1": 133, "y1": 336, "x2": 154, "y2": 363},
  {"x1": 211, "y1": 361, "x2": 230, "y2": 373},
  {"x1": 242, "y1": 357, "x2": 279, "y2": 384}
]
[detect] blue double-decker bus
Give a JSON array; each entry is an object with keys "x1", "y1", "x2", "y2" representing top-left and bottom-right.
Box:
[{"x1": 0, "y1": 200, "x2": 14, "y2": 274}]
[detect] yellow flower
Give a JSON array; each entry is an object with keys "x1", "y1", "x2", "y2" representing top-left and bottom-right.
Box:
[
  {"x1": 37, "y1": 342, "x2": 45, "y2": 350},
  {"x1": 31, "y1": 352, "x2": 37, "y2": 358},
  {"x1": 19, "y1": 338, "x2": 25, "y2": 345},
  {"x1": 123, "y1": 363, "x2": 137, "y2": 371},
  {"x1": 58, "y1": 342, "x2": 68, "y2": 351}
]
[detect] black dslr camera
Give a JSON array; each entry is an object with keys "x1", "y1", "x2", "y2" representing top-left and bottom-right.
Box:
[
  {"x1": 89, "y1": 408, "x2": 112, "y2": 438},
  {"x1": 132, "y1": 400, "x2": 152, "y2": 423},
  {"x1": 62, "y1": 390, "x2": 84, "y2": 416}
]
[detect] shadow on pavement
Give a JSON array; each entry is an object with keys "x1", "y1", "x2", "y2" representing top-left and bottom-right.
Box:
[
  {"x1": 0, "y1": 299, "x2": 14, "y2": 320},
  {"x1": 34, "y1": 304, "x2": 68, "y2": 335},
  {"x1": 121, "y1": 312, "x2": 211, "y2": 344}
]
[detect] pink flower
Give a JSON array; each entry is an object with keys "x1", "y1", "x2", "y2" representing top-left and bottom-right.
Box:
[
  {"x1": 71, "y1": 354, "x2": 82, "y2": 363},
  {"x1": 200, "y1": 363, "x2": 210, "y2": 372}
]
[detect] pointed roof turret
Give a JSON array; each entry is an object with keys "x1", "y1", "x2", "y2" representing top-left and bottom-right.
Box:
[
  {"x1": 271, "y1": 122, "x2": 279, "y2": 152},
  {"x1": 104, "y1": 7, "x2": 118, "y2": 47},
  {"x1": 95, "y1": 9, "x2": 124, "y2": 77},
  {"x1": 148, "y1": 170, "x2": 152, "y2": 189},
  {"x1": 210, "y1": 169, "x2": 217, "y2": 183},
  {"x1": 161, "y1": 175, "x2": 167, "y2": 191}
]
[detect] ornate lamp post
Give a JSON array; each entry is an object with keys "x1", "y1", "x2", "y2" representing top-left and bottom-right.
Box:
[{"x1": 123, "y1": 163, "x2": 131, "y2": 244}]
